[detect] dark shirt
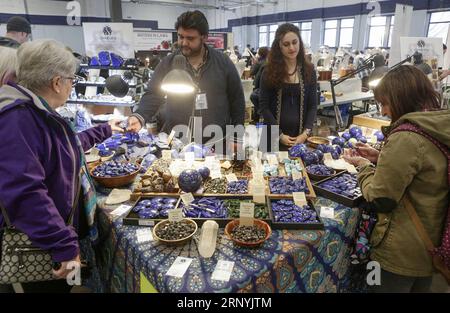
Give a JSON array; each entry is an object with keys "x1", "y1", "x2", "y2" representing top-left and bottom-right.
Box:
[
  {"x1": 259, "y1": 69, "x2": 318, "y2": 134},
  {"x1": 133, "y1": 45, "x2": 245, "y2": 144},
  {"x1": 280, "y1": 83, "x2": 301, "y2": 137}
]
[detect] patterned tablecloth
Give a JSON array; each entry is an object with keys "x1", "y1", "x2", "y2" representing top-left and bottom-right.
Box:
[{"x1": 94, "y1": 196, "x2": 359, "y2": 293}]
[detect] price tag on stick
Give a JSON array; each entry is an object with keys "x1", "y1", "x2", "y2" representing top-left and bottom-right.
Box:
[
  {"x1": 240, "y1": 202, "x2": 255, "y2": 226},
  {"x1": 168, "y1": 208, "x2": 184, "y2": 222},
  {"x1": 180, "y1": 193, "x2": 194, "y2": 205},
  {"x1": 293, "y1": 192, "x2": 308, "y2": 207}
]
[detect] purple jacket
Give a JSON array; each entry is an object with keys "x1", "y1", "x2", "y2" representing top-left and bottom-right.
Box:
[{"x1": 0, "y1": 83, "x2": 112, "y2": 262}]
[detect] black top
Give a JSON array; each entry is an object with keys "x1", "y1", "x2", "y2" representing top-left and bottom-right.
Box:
[
  {"x1": 259, "y1": 69, "x2": 318, "y2": 135},
  {"x1": 280, "y1": 83, "x2": 301, "y2": 137}
]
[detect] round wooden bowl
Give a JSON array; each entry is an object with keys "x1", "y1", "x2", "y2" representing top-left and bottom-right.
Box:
[
  {"x1": 307, "y1": 136, "x2": 330, "y2": 149},
  {"x1": 152, "y1": 218, "x2": 198, "y2": 245},
  {"x1": 90, "y1": 162, "x2": 140, "y2": 188},
  {"x1": 224, "y1": 219, "x2": 271, "y2": 248}
]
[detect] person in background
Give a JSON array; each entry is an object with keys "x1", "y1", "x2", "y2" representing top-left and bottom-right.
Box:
[
  {"x1": 249, "y1": 47, "x2": 269, "y2": 123},
  {"x1": 440, "y1": 44, "x2": 449, "y2": 80},
  {"x1": 413, "y1": 52, "x2": 432, "y2": 75},
  {"x1": 127, "y1": 11, "x2": 245, "y2": 152},
  {"x1": 250, "y1": 46, "x2": 269, "y2": 79},
  {"x1": 368, "y1": 54, "x2": 389, "y2": 83},
  {"x1": 234, "y1": 45, "x2": 242, "y2": 59},
  {"x1": 0, "y1": 16, "x2": 31, "y2": 48},
  {"x1": 344, "y1": 65, "x2": 449, "y2": 293},
  {"x1": 259, "y1": 23, "x2": 317, "y2": 151},
  {"x1": 0, "y1": 39, "x2": 123, "y2": 293},
  {"x1": 0, "y1": 46, "x2": 17, "y2": 86}
]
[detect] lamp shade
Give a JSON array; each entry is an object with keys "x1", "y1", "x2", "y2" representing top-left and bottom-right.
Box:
[
  {"x1": 105, "y1": 75, "x2": 129, "y2": 97},
  {"x1": 161, "y1": 69, "x2": 196, "y2": 94}
]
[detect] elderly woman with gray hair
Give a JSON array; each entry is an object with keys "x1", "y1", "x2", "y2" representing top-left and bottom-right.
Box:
[
  {"x1": 0, "y1": 46, "x2": 17, "y2": 86},
  {"x1": 0, "y1": 39, "x2": 122, "y2": 292}
]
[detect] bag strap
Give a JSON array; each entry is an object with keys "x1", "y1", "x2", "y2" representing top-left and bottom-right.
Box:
[
  {"x1": 390, "y1": 122, "x2": 450, "y2": 185},
  {"x1": 1, "y1": 178, "x2": 81, "y2": 228},
  {"x1": 403, "y1": 196, "x2": 436, "y2": 252}
]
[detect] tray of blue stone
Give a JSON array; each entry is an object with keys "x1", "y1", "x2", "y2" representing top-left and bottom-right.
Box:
[
  {"x1": 177, "y1": 196, "x2": 271, "y2": 227},
  {"x1": 313, "y1": 171, "x2": 364, "y2": 207},
  {"x1": 268, "y1": 176, "x2": 316, "y2": 198},
  {"x1": 123, "y1": 196, "x2": 181, "y2": 226},
  {"x1": 124, "y1": 195, "x2": 271, "y2": 228},
  {"x1": 267, "y1": 198, "x2": 324, "y2": 230}
]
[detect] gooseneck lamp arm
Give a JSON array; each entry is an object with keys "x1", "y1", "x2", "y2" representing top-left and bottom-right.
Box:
[{"x1": 330, "y1": 55, "x2": 376, "y2": 130}]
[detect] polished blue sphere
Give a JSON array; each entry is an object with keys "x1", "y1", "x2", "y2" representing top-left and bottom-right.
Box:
[
  {"x1": 178, "y1": 169, "x2": 203, "y2": 193},
  {"x1": 349, "y1": 127, "x2": 362, "y2": 138},
  {"x1": 198, "y1": 166, "x2": 210, "y2": 180}
]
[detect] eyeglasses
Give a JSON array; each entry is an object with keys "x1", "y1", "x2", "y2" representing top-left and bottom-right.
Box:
[{"x1": 62, "y1": 75, "x2": 83, "y2": 87}]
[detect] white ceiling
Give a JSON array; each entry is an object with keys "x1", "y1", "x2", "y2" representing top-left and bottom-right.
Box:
[{"x1": 122, "y1": 0, "x2": 278, "y2": 11}]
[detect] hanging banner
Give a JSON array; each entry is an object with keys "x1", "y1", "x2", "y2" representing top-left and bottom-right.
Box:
[
  {"x1": 82, "y1": 22, "x2": 135, "y2": 58},
  {"x1": 400, "y1": 37, "x2": 444, "y2": 67},
  {"x1": 134, "y1": 30, "x2": 173, "y2": 51},
  {"x1": 206, "y1": 33, "x2": 226, "y2": 50}
]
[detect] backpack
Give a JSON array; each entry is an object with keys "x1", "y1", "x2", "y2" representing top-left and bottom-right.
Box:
[{"x1": 391, "y1": 122, "x2": 450, "y2": 284}]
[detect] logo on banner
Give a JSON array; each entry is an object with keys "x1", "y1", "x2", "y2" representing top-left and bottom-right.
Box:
[{"x1": 103, "y1": 26, "x2": 113, "y2": 36}]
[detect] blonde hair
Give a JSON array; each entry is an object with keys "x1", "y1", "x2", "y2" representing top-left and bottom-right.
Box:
[
  {"x1": 16, "y1": 39, "x2": 77, "y2": 92},
  {"x1": 0, "y1": 46, "x2": 17, "y2": 86}
]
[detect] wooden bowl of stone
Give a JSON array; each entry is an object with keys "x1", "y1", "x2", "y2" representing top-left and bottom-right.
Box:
[
  {"x1": 153, "y1": 218, "x2": 198, "y2": 245},
  {"x1": 307, "y1": 136, "x2": 330, "y2": 149},
  {"x1": 224, "y1": 219, "x2": 271, "y2": 248}
]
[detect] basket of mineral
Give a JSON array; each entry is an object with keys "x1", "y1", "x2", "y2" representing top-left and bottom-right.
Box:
[
  {"x1": 153, "y1": 218, "x2": 198, "y2": 245},
  {"x1": 224, "y1": 219, "x2": 271, "y2": 248}
]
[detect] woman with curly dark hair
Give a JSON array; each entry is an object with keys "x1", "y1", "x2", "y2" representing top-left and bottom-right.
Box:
[{"x1": 259, "y1": 23, "x2": 317, "y2": 150}]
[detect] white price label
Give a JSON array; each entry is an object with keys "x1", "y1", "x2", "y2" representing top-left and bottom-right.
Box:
[
  {"x1": 110, "y1": 204, "x2": 132, "y2": 219},
  {"x1": 181, "y1": 193, "x2": 194, "y2": 205},
  {"x1": 205, "y1": 156, "x2": 216, "y2": 165},
  {"x1": 320, "y1": 206, "x2": 335, "y2": 219},
  {"x1": 221, "y1": 161, "x2": 232, "y2": 170},
  {"x1": 240, "y1": 202, "x2": 255, "y2": 226},
  {"x1": 90, "y1": 147, "x2": 100, "y2": 156},
  {"x1": 210, "y1": 170, "x2": 222, "y2": 180},
  {"x1": 253, "y1": 171, "x2": 264, "y2": 183},
  {"x1": 166, "y1": 257, "x2": 193, "y2": 278},
  {"x1": 211, "y1": 260, "x2": 234, "y2": 282},
  {"x1": 168, "y1": 208, "x2": 184, "y2": 222},
  {"x1": 226, "y1": 173, "x2": 238, "y2": 182},
  {"x1": 185, "y1": 152, "x2": 195, "y2": 164},
  {"x1": 346, "y1": 164, "x2": 358, "y2": 174},
  {"x1": 293, "y1": 192, "x2": 308, "y2": 207},
  {"x1": 324, "y1": 153, "x2": 333, "y2": 162},
  {"x1": 167, "y1": 130, "x2": 176, "y2": 145},
  {"x1": 267, "y1": 154, "x2": 279, "y2": 166},
  {"x1": 240, "y1": 202, "x2": 255, "y2": 218},
  {"x1": 278, "y1": 152, "x2": 289, "y2": 162},
  {"x1": 162, "y1": 150, "x2": 172, "y2": 160},
  {"x1": 252, "y1": 184, "x2": 266, "y2": 204},
  {"x1": 370, "y1": 136, "x2": 377, "y2": 144},
  {"x1": 138, "y1": 220, "x2": 154, "y2": 226},
  {"x1": 136, "y1": 228, "x2": 153, "y2": 243},
  {"x1": 292, "y1": 169, "x2": 303, "y2": 181}
]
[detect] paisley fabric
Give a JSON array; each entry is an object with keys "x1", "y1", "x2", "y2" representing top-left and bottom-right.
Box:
[{"x1": 93, "y1": 196, "x2": 358, "y2": 293}]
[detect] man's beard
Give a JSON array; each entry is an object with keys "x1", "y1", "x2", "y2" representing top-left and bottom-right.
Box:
[{"x1": 181, "y1": 44, "x2": 203, "y2": 58}]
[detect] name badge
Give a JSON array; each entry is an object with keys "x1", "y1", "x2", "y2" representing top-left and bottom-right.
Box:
[{"x1": 195, "y1": 93, "x2": 208, "y2": 110}]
